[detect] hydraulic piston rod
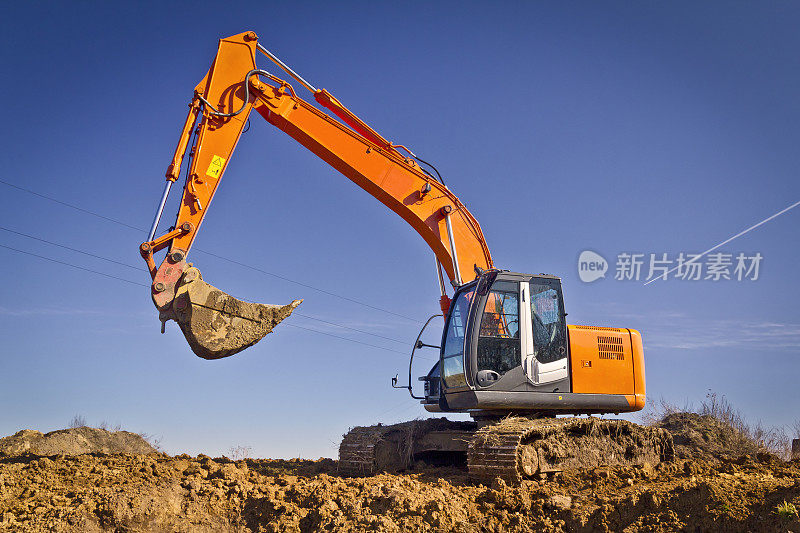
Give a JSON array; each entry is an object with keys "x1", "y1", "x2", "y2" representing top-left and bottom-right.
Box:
[
  {"x1": 257, "y1": 43, "x2": 317, "y2": 93},
  {"x1": 435, "y1": 257, "x2": 447, "y2": 297},
  {"x1": 443, "y1": 208, "x2": 462, "y2": 286},
  {"x1": 148, "y1": 180, "x2": 174, "y2": 242}
]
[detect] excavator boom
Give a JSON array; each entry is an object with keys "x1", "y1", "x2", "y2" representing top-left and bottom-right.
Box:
[{"x1": 140, "y1": 31, "x2": 493, "y2": 358}]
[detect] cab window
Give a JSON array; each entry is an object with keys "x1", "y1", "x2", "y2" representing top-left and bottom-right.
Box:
[
  {"x1": 477, "y1": 281, "x2": 520, "y2": 376},
  {"x1": 441, "y1": 286, "x2": 475, "y2": 388},
  {"x1": 530, "y1": 280, "x2": 567, "y2": 363}
]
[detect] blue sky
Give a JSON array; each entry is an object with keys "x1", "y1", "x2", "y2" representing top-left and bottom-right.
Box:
[{"x1": 1, "y1": 2, "x2": 798, "y2": 458}]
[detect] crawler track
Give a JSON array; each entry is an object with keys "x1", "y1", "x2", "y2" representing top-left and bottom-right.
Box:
[
  {"x1": 338, "y1": 419, "x2": 476, "y2": 477},
  {"x1": 468, "y1": 417, "x2": 675, "y2": 484},
  {"x1": 338, "y1": 426, "x2": 384, "y2": 477}
]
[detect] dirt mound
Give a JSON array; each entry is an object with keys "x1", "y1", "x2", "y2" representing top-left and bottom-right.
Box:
[
  {"x1": 657, "y1": 412, "x2": 760, "y2": 461},
  {"x1": 0, "y1": 427, "x2": 157, "y2": 457}
]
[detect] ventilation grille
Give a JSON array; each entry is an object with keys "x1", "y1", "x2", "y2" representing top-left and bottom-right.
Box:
[
  {"x1": 597, "y1": 336, "x2": 625, "y2": 360},
  {"x1": 573, "y1": 325, "x2": 623, "y2": 332}
]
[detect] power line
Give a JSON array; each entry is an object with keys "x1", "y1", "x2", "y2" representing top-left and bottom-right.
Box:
[
  {"x1": 194, "y1": 249, "x2": 421, "y2": 322},
  {"x1": 0, "y1": 179, "x2": 143, "y2": 232},
  {"x1": 0, "y1": 244, "x2": 145, "y2": 287},
  {"x1": 291, "y1": 311, "x2": 407, "y2": 345},
  {"x1": 0, "y1": 238, "x2": 421, "y2": 355},
  {"x1": 644, "y1": 198, "x2": 800, "y2": 285},
  {"x1": 0, "y1": 178, "x2": 422, "y2": 323},
  {"x1": 0, "y1": 224, "x2": 411, "y2": 345},
  {"x1": 282, "y1": 323, "x2": 409, "y2": 356},
  {"x1": 371, "y1": 398, "x2": 420, "y2": 419},
  {"x1": 0, "y1": 225, "x2": 144, "y2": 272}
]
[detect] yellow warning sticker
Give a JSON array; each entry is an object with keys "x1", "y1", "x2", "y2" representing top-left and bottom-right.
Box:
[{"x1": 205, "y1": 155, "x2": 226, "y2": 179}]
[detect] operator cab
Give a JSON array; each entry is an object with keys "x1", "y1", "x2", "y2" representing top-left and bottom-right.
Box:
[{"x1": 420, "y1": 270, "x2": 572, "y2": 414}]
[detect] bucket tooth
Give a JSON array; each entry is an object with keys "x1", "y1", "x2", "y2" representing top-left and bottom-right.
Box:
[{"x1": 170, "y1": 267, "x2": 301, "y2": 359}]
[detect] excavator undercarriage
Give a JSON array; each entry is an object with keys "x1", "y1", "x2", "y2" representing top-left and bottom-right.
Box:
[{"x1": 339, "y1": 416, "x2": 674, "y2": 484}]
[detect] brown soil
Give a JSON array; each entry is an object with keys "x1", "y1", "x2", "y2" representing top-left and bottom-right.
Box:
[
  {"x1": 0, "y1": 428, "x2": 157, "y2": 457},
  {"x1": 1, "y1": 421, "x2": 799, "y2": 532}
]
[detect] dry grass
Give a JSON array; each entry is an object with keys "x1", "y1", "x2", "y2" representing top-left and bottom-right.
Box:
[
  {"x1": 639, "y1": 397, "x2": 693, "y2": 426},
  {"x1": 137, "y1": 432, "x2": 163, "y2": 452},
  {"x1": 98, "y1": 421, "x2": 122, "y2": 432},
  {"x1": 700, "y1": 392, "x2": 791, "y2": 457},
  {"x1": 65, "y1": 415, "x2": 162, "y2": 452},
  {"x1": 227, "y1": 445, "x2": 252, "y2": 460},
  {"x1": 644, "y1": 391, "x2": 796, "y2": 460},
  {"x1": 67, "y1": 414, "x2": 87, "y2": 429}
]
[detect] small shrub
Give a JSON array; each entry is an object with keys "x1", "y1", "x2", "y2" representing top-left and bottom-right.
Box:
[
  {"x1": 228, "y1": 445, "x2": 253, "y2": 460},
  {"x1": 68, "y1": 414, "x2": 87, "y2": 429},
  {"x1": 775, "y1": 501, "x2": 798, "y2": 521},
  {"x1": 98, "y1": 421, "x2": 122, "y2": 432},
  {"x1": 639, "y1": 396, "x2": 692, "y2": 425},
  {"x1": 138, "y1": 432, "x2": 164, "y2": 452}
]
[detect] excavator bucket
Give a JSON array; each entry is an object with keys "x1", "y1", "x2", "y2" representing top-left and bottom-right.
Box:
[{"x1": 167, "y1": 267, "x2": 301, "y2": 359}]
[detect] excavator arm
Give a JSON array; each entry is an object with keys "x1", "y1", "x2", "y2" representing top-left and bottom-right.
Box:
[{"x1": 140, "y1": 31, "x2": 493, "y2": 359}]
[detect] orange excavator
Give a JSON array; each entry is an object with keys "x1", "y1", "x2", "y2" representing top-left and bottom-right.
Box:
[{"x1": 140, "y1": 31, "x2": 672, "y2": 483}]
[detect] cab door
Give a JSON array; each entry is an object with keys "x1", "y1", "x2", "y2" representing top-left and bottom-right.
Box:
[
  {"x1": 523, "y1": 278, "x2": 569, "y2": 386},
  {"x1": 474, "y1": 279, "x2": 522, "y2": 387}
]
